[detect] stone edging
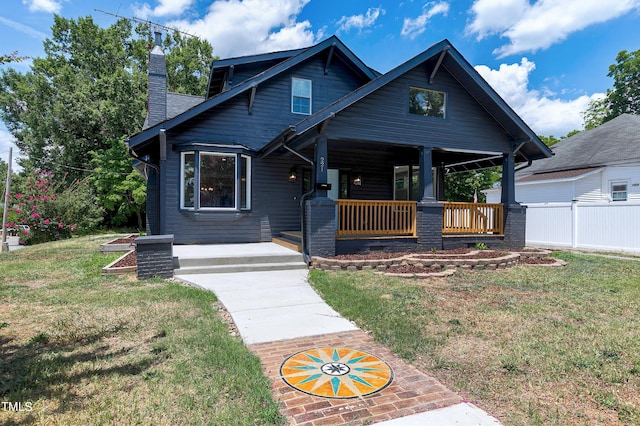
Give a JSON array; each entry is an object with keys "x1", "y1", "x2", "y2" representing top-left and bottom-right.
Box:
[{"x1": 311, "y1": 249, "x2": 561, "y2": 276}]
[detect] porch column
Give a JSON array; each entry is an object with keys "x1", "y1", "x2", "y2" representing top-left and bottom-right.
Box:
[
  {"x1": 501, "y1": 153, "x2": 526, "y2": 248},
  {"x1": 418, "y1": 146, "x2": 435, "y2": 202},
  {"x1": 416, "y1": 146, "x2": 443, "y2": 250},
  {"x1": 501, "y1": 153, "x2": 516, "y2": 205},
  {"x1": 315, "y1": 137, "x2": 329, "y2": 198},
  {"x1": 306, "y1": 136, "x2": 336, "y2": 257},
  {"x1": 436, "y1": 163, "x2": 446, "y2": 201}
]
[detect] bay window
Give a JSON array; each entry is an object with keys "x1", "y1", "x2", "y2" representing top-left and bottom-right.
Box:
[{"x1": 180, "y1": 151, "x2": 251, "y2": 211}]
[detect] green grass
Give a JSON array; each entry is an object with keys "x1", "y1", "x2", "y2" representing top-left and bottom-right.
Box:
[
  {"x1": 310, "y1": 253, "x2": 640, "y2": 425},
  {"x1": 0, "y1": 236, "x2": 284, "y2": 425}
]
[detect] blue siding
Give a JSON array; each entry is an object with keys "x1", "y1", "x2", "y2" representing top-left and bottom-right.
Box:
[{"x1": 325, "y1": 65, "x2": 512, "y2": 153}]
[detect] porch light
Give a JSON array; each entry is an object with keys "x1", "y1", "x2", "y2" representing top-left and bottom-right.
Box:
[
  {"x1": 288, "y1": 167, "x2": 297, "y2": 183},
  {"x1": 353, "y1": 175, "x2": 362, "y2": 186}
]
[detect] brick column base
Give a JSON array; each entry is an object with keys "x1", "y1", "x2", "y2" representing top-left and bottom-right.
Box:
[
  {"x1": 135, "y1": 235, "x2": 174, "y2": 280},
  {"x1": 503, "y1": 203, "x2": 526, "y2": 249},
  {"x1": 305, "y1": 197, "x2": 336, "y2": 258},
  {"x1": 416, "y1": 201, "x2": 443, "y2": 250}
]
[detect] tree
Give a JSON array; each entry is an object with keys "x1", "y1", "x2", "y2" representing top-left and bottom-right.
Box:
[
  {"x1": 583, "y1": 48, "x2": 640, "y2": 128},
  {"x1": 0, "y1": 15, "x2": 214, "y2": 226},
  {"x1": 445, "y1": 167, "x2": 500, "y2": 202},
  {"x1": 90, "y1": 140, "x2": 146, "y2": 230}
]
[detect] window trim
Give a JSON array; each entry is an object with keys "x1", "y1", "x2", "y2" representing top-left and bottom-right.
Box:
[
  {"x1": 610, "y1": 180, "x2": 628, "y2": 202},
  {"x1": 408, "y1": 86, "x2": 447, "y2": 119},
  {"x1": 180, "y1": 151, "x2": 252, "y2": 212},
  {"x1": 291, "y1": 77, "x2": 312, "y2": 115}
]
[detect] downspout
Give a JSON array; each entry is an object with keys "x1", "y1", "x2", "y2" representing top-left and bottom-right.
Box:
[{"x1": 282, "y1": 143, "x2": 315, "y2": 264}]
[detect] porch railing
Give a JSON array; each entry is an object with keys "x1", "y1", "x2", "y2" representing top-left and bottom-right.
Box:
[
  {"x1": 336, "y1": 200, "x2": 417, "y2": 237},
  {"x1": 442, "y1": 202, "x2": 503, "y2": 235}
]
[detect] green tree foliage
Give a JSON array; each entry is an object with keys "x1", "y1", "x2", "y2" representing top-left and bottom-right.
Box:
[
  {"x1": 91, "y1": 140, "x2": 146, "y2": 230},
  {"x1": 444, "y1": 167, "x2": 500, "y2": 202},
  {"x1": 583, "y1": 48, "x2": 640, "y2": 128},
  {"x1": 0, "y1": 15, "x2": 214, "y2": 227}
]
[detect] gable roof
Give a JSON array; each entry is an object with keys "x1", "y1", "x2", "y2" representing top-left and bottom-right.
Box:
[
  {"x1": 520, "y1": 114, "x2": 640, "y2": 176},
  {"x1": 127, "y1": 35, "x2": 378, "y2": 151},
  {"x1": 265, "y1": 39, "x2": 552, "y2": 165}
]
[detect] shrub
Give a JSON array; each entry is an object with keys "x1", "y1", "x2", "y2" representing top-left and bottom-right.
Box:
[{"x1": 4, "y1": 171, "x2": 103, "y2": 245}]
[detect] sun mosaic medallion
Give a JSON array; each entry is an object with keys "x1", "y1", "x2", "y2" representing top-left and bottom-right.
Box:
[{"x1": 280, "y1": 347, "x2": 394, "y2": 399}]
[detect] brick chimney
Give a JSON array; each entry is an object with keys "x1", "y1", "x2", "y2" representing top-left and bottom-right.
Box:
[{"x1": 146, "y1": 31, "x2": 167, "y2": 127}]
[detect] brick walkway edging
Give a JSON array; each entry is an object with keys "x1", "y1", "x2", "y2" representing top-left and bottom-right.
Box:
[
  {"x1": 310, "y1": 249, "x2": 554, "y2": 273},
  {"x1": 249, "y1": 330, "x2": 462, "y2": 425}
]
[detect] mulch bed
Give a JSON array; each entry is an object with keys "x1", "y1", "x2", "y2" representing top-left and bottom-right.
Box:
[
  {"x1": 112, "y1": 250, "x2": 137, "y2": 267},
  {"x1": 109, "y1": 236, "x2": 136, "y2": 244}
]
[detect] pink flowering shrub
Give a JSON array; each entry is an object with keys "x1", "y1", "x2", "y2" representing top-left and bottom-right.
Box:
[{"x1": 5, "y1": 171, "x2": 78, "y2": 245}]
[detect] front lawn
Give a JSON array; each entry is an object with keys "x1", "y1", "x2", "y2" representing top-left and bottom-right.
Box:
[
  {"x1": 310, "y1": 253, "x2": 640, "y2": 425},
  {"x1": 0, "y1": 236, "x2": 284, "y2": 425}
]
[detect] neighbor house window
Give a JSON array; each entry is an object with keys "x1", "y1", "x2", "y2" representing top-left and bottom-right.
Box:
[
  {"x1": 292, "y1": 78, "x2": 312, "y2": 114},
  {"x1": 409, "y1": 87, "x2": 446, "y2": 118},
  {"x1": 180, "y1": 151, "x2": 251, "y2": 210},
  {"x1": 611, "y1": 181, "x2": 628, "y2": 201}
]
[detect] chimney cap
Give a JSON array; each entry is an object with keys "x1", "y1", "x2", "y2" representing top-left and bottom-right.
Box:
[{"x1": 154, "y1": 30, "x2": 162, "y2": 47}]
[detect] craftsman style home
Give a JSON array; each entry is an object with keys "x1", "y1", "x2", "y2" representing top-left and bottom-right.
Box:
[{"x1": 127, "y1": 33, "x2": 553, "y2": 260}]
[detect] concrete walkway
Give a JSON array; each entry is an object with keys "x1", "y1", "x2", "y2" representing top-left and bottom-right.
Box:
[{"x1": 176, "y1": 243, "x2": 501, "y2": 426}]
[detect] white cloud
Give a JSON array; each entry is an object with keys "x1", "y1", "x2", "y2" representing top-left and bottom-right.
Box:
[
  {"x1": 336, "y1": 7, "x2": 385, "y2": 33},
  {"x1": 0, "y1": 16, "x2": 48, "y2": 40},
  {"x1": 134, "y1": 0, "x2": 196, "y2": 18},
  {"x1": 22, "y1": 0, "x2": 62, "y2": 13},
  {"x1": 467, "y1": 0, "x2": 640, "y2": 58},
  {"x1": 401, "y1": 2, "x2": 450, "y2": 39},
  {"x1": 164, "y1": 0, "x2": 318, "y2": 58},
  {"x1": 475, "y1": 59, "x2": 605, "y2": 136}
]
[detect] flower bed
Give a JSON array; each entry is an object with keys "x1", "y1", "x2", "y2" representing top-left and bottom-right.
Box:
[{"x1": 99, "y1": 235, "x2": 137, "y2": 253}]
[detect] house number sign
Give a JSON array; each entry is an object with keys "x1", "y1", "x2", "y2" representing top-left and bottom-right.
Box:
[{"x1": 320, "y1": 156, "x2": 325, "y2": 173}]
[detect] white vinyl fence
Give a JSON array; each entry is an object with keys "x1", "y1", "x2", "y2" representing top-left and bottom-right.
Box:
[{"x1": 525, "y1": 202, "x2": 640, "y2": 254}]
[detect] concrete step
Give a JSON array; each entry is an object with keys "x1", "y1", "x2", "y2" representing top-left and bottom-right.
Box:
[
  {"x1": 175, "y1": 261, "x2": 308, "y2": 275},
  {"x1": 176, "y1": 252, "x2": 304, "y2": 268}
]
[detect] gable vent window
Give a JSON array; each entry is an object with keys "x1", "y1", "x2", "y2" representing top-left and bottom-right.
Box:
[
  {"x1": 409, "y1": 87, "x2": 446, "y2": 118},
  {"x1": 292, "y1": 77, "x2": 312, "y2": 115},
  {"x1": 611, "y1": 182, "x2": 628, "y2": 202},
  {"x1": 181, "y1": 151, "x2": 251, "y2": 211}
]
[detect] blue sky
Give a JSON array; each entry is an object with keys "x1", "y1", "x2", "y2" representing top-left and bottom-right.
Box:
[{"x1": 2, "y1": 0, "x2": 640, "y2": 166}]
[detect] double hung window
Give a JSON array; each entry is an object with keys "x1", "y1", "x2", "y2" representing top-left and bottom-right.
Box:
[{"x1": 292, "y1": 78, "x2": 312, "y2": 115}]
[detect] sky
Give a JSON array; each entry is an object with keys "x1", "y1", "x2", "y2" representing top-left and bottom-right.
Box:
[{"x1": 2, "y1": 0, "x2": 640, "y2": 168}]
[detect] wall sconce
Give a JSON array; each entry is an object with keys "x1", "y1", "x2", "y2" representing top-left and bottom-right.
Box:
[
  {"x1": 288, "y1": 167, "x2": 297, "y2": 183},
  {"x1": 352, "y1": 175, "x2": 362, "y2": 186}
]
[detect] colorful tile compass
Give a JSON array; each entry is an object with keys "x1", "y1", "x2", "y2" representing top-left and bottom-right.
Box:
[{"x1": 280, "y1": 347, "x2": 394, "y2": 399}]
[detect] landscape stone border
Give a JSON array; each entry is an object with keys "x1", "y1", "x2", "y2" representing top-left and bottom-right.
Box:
[{"x1": 310, "y1": 249, "x2": 559, "y2": 277}]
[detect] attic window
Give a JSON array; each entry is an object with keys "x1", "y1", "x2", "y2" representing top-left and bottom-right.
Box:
[
  {"x1": 292, "y1": 78, "x2": 312, "y2": 114},
  {"x1": 409, "y1": 87, "x2": 445, "y2": 118},
  {"x1": 611, "y1": 181, "x2": 628, "y2": 202}
]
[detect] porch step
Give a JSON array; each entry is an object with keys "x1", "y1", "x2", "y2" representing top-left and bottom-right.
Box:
[
  {"x1": 272, "y1": 231, "x2": 302, "y2": 252},
  {"x1": 174, "y1": 250, "x2": 306, "y2": 275}
]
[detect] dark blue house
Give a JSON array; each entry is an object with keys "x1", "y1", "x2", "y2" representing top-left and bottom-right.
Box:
[{"x1": 126, "y1": 34, "x2": 553, "y2": 261}]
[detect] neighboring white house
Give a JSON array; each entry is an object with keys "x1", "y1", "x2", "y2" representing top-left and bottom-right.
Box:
[{"x1": 484, "y1": 114, "x2": 640, "y2": 253}]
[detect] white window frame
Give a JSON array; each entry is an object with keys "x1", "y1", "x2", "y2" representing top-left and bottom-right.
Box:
[
  {"x1": 180, "y1": 151, "x2": 251, "y2": 211},
  {"x1": 610, "y1": 180, "x2": 628, "y2": 202},
  {"x1": 292, "y1": 77, "x2": 312, "y2": 115}
]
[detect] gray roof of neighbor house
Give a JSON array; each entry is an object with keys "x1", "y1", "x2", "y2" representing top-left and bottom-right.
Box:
[{"x1": 519, "y1": 114, "x2": 640, "y2": 176}]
